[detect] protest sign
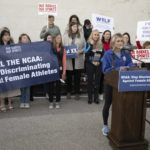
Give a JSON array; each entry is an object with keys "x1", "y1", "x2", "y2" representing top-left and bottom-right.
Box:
[
  {"x1": 0, "y1": 41, "x2": 59, "y2": 92},
  {"x1": 92, "y1": 13, "x2": 114, "y2": 34},
  {"x1": 118, "y1": 71, "x2": 150, "y2": 92},
  {"x1": 131, "y1": 49, "x2": 150, "y2": 63},
  {"x1": 64, "y1": 45, "x2": 78, "y2": 59},
  {"x1": 137, "y1": 21, "x2": 150, "y2": 41},
  {"x1": 38, "y1": 3, "x2": 57, "y2": 16}
]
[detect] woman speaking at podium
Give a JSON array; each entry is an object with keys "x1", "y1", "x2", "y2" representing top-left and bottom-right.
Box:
[{"x1": 101, "y1": 33, "x2": 133, "y2": 136}]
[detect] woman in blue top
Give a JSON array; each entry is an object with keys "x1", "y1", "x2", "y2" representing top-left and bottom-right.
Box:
[{"x1": 102, "y1": 33, "x2": 133, "y2": 136}]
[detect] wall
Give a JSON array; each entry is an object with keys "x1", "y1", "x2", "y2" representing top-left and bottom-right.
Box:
[{"x1": 0, "y1": 0, "x2": 150, "y2": 44}]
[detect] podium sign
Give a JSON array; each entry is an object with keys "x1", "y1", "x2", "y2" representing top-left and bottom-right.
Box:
[{"x1": 118, "y1": 71, "x2": 150, "y2": 92}]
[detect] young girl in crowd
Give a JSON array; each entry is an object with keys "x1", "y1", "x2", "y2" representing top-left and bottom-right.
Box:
[
  {"x1": 102, "y1": 33, "x2": 133, "y2": 135},
  {"x1": 43, "y1": 33, "x2": 53, "y2": 98},
  {"x1": 63, "y1": 22, "x2": 85, "y2": 100},
  {"x1": 18, "y1": 33, "x2": 31, "y2": 108},
  {"x1": 48, "y1": 34, "x2": 66, "y2": 109},
  {"x1": 84, "y1": 29, "x2": 104, "y2": 104},
  {"x1": 0, "y1": 30, "x2": 20, "y2": 112}
]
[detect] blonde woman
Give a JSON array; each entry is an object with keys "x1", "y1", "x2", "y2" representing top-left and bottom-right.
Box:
[
  {"x1": 84, "y1": 29, "x2": 104, "y2": 104},
  {"x1": 102, "y1": 33, "x2": 133, "y2": 135}
]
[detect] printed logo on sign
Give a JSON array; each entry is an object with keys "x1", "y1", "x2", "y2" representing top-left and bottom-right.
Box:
[
  {"x1": 5, "y1": 47, "x2": 11, "y2": 54},
  {"x1": 96, "y1": 17, "x2": 110, "y2": 24},
  {"x1": 5, "y1": 46, "x2": 22, "y2": 54}
]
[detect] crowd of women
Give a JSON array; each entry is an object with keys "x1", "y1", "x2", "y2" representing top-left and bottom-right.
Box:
[{"x1": 0, "y1": 14, "x2": 150, "y2": 136}]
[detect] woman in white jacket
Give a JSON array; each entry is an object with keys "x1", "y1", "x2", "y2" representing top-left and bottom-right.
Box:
[{"x1": 63, "y1": 22, "x2": 85, "y2": 100}]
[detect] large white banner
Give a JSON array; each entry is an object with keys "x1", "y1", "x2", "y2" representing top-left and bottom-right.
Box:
[
  {"x1": 137, "y1": 21, "x2": 150, "y2": 41},
  {"x1": 38, "y1": 3, "x2": 57, "y2": 16},
  {"x1": 92, "y1": 14, "x2": 114, "y2": 34}
]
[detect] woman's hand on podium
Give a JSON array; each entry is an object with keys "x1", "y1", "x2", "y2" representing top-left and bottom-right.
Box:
[{"x1": 120, "y1": 66, "x2": 128, "y2": 71}]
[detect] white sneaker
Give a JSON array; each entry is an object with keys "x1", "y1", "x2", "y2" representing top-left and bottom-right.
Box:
[
  {"x1": 102, "y1": 125, "x2": 110, "y2": 136},
  {"x1": 49, "y1": 103, "x2": 54, "y2": 109},
  {"x1": 20, "y1": 103, "x2": 25, "y2": 108},
  {"x1": 24, "y1": 103, "x2": 30, "y2": 108},
  {"x1": 55, "y1": 103, "x2": 60, "y2": 109}
]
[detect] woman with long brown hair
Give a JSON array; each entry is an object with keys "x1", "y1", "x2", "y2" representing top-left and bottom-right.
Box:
[
  {"x1": 63, "y1": 22, "x2": 85, "y2": 100},
  {"x1": 0, "y1": 30, "x2": 20, "y2": 112}
]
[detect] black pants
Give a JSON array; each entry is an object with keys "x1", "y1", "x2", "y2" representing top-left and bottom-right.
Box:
[
  {"x1": 30, "y1": 86, "x2": 34, "y2": 101},
  {"x1": 147, "y1": 91, "x2": 150, "y2": 99},
  {"x1": 48, "y1": 80, "x2": 61, "y2": 103},
  {"x1": 102, "y1": 82, "x2": 113, "y2": 125},
  {"x1": 86, "y1": 62, "x2": 102, "y2": 101},
  {"x1": 44, "y1": 83, "x2": 49, "y2": 95},
  {"x1": 66, "y1": 70, "x2": 81, "y2": 94},
  {"x1": 99, "y1": 72, "x2": 104, "y2": 94}
]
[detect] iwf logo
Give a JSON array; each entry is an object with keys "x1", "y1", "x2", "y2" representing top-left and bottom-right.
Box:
[
  {"x1": 5, "y1": 46, "x2": 22, "y2": 54},
  {"x1": 5, "y1": 47, "x2": 11, "y2": 54}
]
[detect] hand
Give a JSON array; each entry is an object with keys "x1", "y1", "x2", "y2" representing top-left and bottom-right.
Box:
[
  {"x1": 46, "y1": 28, "x2": 49, "y2": 33},
  {"x1": 137, "y1": 61, "x2": 142, "y2": 68},
  {"x1": 120, "y1": 67, "x2": 128, "y2": 71},
  {"x1": 92, "y1": 62, "x2": 100, "y2": 66},
  {"x1": 77, "y1": 50, "x2": 82, "y2": 54},
  {"x1": 62, "y1": 74, "x2": 66, "y2": 80}
]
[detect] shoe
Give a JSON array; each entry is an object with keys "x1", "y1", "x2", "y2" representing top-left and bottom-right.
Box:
[
  {"x1": 94, "y1": 99, "x2": 100, "y2": 104},
  {"x1": 102, "y1": 125, "x2": 110, "y2": 136},
  {"x1": 0, "y1": 106, "x2": 7, "y2": 112},
  {"x1": 8, "y1": 105, "x2": 14, "y2": 110},
  {"x1": 66, "y1": 93, "x2": 71, "y2": 99},
  {"x1": 20, "y1": 103, "x2": 25, "y2": 108},
  {"x1": 88, "y1": 100, "x2": 92, "y2": 104},
  {"x1": 49, "y1": 103, "x2": 54, "y2": 109},
  {"x1": 75, "y1": 94, "x2": 80, "y2": 100},
  {"x1": 55, "y1": 103, "x2": 60, "y2": 109},
  {"x1": 24, "y1": 103, "x2": 30, "y2": 108}
]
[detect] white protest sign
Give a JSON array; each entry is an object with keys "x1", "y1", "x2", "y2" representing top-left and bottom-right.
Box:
[
  {"x1": 38, "y1": 3, "x2": 57, "y2": 16},
  {"x1": 137, "y1": 21, "x2": 150, "y2": 41},
  {"x1": 92, "y1": 14, "x2": 114, "y2": 34},
  {"x1": 131, "y1": 49, "x2": 150, "y2": 63}
]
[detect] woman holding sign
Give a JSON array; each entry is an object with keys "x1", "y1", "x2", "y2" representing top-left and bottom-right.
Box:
[
  {"x1": 18, "y1": 33, "x2": 31, "y2": 108},
  {"x1": 63, "y1": 22, "x2": 85, "y2": 100},
  {"x1": 0, "y1": 30, "x2": 20, "y2": 112},
  {"x1": 84, "y1": 29, "x2": 104, "y2": 104},
  {"x1": 101, "y1": 33, "x2": 133, "y2": 135}
]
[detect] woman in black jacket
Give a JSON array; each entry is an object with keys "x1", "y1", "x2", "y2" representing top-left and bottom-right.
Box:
[{"x1": 84, "y1": 29, "x2": 104, "y2": 104}]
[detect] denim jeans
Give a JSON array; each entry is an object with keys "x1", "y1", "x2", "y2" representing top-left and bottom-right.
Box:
[{"x1": 20, "y1": 87, "x2": 30, "y2": 103}]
